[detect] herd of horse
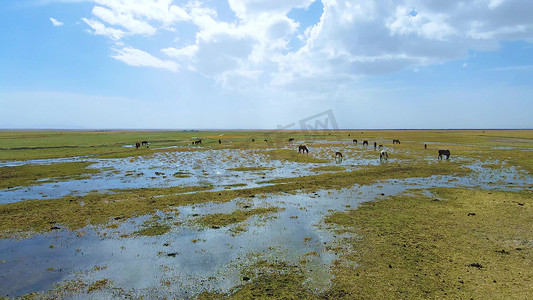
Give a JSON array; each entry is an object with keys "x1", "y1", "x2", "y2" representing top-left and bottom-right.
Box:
[
  {"x1": 133, "y1": 137, "x2": 451, "y2": 161},
  {"x1": 292, "y1": 138, "x2": 450, "y2": 162}
]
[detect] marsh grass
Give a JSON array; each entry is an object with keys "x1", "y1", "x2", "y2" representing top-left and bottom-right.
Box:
[
  {"x1": 311, "y1": 166, "x2": 346, "y2": 172},
  {"x1": 325, "y1": 188, "x2": 533, "y2": 298},
  {"x1": 196, "y1": 207, "x2": 281, "y2": 228},
  {"x1": 226, "y1": 167, "x2": 275, "y2": 172},
  {"x1": 0, "y1": 162, "x2": 99, "y2": 189}
]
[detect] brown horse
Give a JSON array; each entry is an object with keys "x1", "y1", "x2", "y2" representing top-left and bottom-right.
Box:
[
  {"x1": 252, "y1": 139, "x2": 255, "y2": 142},
  {"x1": 335, "y1": 151, "x2": 343, "y2": 158},
  {"x1": 219, "y1": 139, "x2": 222, "y2": 144},
  {"x1": 135, "y1": 142, "x2": 140, "y2": 149},
  {"x1": 363, "y1": 140, "x2": 369, "y2": 146},
  {"x1": 289, "y1": 138, "x2": 295, "y2": 142},
  {"x1": 392, "y1": 139, "x2": 401, "y2": 144},
  {"x1": 141, "y1": 141, "x2": 148, "y2": 146},
  {"x1": 193, "y1": 140, "x2": 202, "y2": 145},
  {"x1": 353, "y1": 139, "x2": 357, "y2": 144},
  {"x1": 373, "y1": 142, "x2": 377, "y2": 149},
  {"x1": 438, "y1": 150, "x2": 450, "y2": 160},
  {"x1": 298, "y1": 145, "x2": 309, "y2": 153},
  {"x1": 424, "y1": 144, "x2": 427, "y2": 149}
]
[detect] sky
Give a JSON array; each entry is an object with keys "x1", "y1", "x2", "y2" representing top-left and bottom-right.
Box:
[{"x1": 0, "y1": 0, "x2": 532, "y2": 129}]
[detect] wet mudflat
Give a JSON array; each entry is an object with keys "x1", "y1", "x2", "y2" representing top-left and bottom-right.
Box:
[{"x1": 0, "y1": 130, "x2": 532, "y2": 298}]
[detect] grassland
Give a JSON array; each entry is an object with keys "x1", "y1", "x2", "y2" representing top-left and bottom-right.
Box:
[{"x1": 0, "y1": 129, "x2": 531, "y2": 298}]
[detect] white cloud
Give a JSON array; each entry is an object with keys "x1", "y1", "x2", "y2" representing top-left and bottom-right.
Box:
[
  {"x1": 50, "y1": 17, "x2": 64, "y2": 26},
  {"x1": 79, "y1": 0, "x2": 533, "y2": 90},
  {"x1": 111, "y1": 47, "x2": 179, "y2": 72},
  {"x1": 82, "y1": 17, "x2": 125, "y2": 40}
]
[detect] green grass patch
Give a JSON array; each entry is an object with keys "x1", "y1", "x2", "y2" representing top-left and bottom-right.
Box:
[
  {"x1": 196, "y1": 207, "x2": 281, "y2": 228},
  {"x1": 311, "y1": 165, "x2": 346, "y2": 172},
  {"x1": 134, "y1": 221, "x2": 171, "y2": 237},
  {"x1": 0, "y1": 161, "x2": 99, "y2": 189},
  {"x1": 325, "y1": 188, "x2": 533, "y2": 298}
]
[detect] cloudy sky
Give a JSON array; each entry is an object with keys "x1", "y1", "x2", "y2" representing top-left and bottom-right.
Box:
[{"x1": 1, "y1": 0, "x2": 532, "y2": 129}]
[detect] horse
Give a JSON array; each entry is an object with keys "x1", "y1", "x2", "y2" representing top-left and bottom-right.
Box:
[
  {"x1": 141, "y1": 141, "x2": 148, "y2": 146},
  {"x1": 335, "y1": 151, "x2": 343, "y2": 163},
  {"x1": 264, "y1": 139, "x2": 268, "y2": 142},
  {"x1": 193, "y1": 140, "x2": 202, "y2": 145},
  {"x1": 392, "y1": 139, "x2": 401, "y2": 144},
  {"x1": 219, "y1": 139, "x2": 222, "y2": 144},
  {"x1": 438, "y1": 150, "x2": 450, "y2": 160},
  {"x1": 135, "y1": 142, "x2": 140, "y2": 149},
  {"x1": 363, "y1": 140, "x2": 369, "y2": 146},
  {"x1": 374, "y1": 142, "x2": 377, "y2": 150},
  {"x1": 298, "y1": 145, "x2": 309, "y2": 154},
  {"x1": 378, "y1": 144, "x2": 383, "y2": 150},
  {"x1": 380, "y1": 150, "x2": 388, "y2": 161},
  {"x1": 289, "y1": 138, "x2": 295, "y2": 142},
  {"x1": 424, "y1": 144, "x2": 427, "y2": 149},
  {"x1": 353, "y1": 139, "x2": 357, "y2": 144}
]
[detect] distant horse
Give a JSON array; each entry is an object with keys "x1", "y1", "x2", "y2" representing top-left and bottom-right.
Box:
[
  {"x1": 374, "y1": 142, "x2": 377, "y2": 150},
  {"x1": 353, "y1": 139, "x2": 357, "y2": 144},
  {"x1": 135, "y1": 142, "x2": 140, "y2": 149},
  {"x1": 438, "y1": 150, "x2": 450, "y2": 160},
  {"x1": 141, "y1": 141, "x2": 148, "y2": 146},
  {"x1": 392, "y1": 139, "x2": 401, "y2": 144},
  {"x1": 193, "y1": 140, "x2": 202, "y2": 145},
  {"x1": 348, "y1": 134, "x2": 351, "y2": 136},
  {"x1": 335, "y1": 151, "x2": 343, "y2": 163},
  {"x1": 219, "y1": 139, "x2": 222, "y2": 144},
  {"x1": 264, "y1": 139, "x2": 268, "y2": 142},
  {"x1": 289, "y1": 138, "x2": 295, "y2": 142},
  {"x1": 363, "y1": 140, "x2": 369, "y2": 146},
  {"x1": 298, "y1": 145, "x2": 309, "y2": 154},
  {"x1": 252, "y1": 139, "x2": 255, "y2": 142},
  {"x1": 380, "y1": 150, "x2": 388, "y2": 161},
  {"x1": 424, "y1": 144, "x2": 427, "y2": 149},
  {"x1": 378, "y1": 144, "x2": 383, "y2": 150}
]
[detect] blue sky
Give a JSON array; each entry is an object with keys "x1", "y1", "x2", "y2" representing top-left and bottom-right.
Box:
[{"x1": 1, "y1": 0, "x2": 532, "y2": 129}]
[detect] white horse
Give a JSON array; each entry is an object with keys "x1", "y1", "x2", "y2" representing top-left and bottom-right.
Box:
[{"x1": 380, "y1": 150, "x2": 388, "y2": 161}]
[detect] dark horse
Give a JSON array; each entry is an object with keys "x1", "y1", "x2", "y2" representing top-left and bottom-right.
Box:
[
  {"x1": 373, "y1": 142, "x2": 377, "y2": 150},
  {"x1": 438, "y1": 149, "x2": 450, "y2": 160},
  {"x1": 363, "y1": 140, "x2": 369, "y2": 146},
  {"x1": 135, "y1": 142, "x2": 140, "y2": 149},
  {"x1": 352, "y1": 139, "x2": 357, "y2": 144},
  {"x1": 392, "y1": 139, "x2": 401, "y2": 144},
  {"x1": 289, "y1": 138, "x2": 295, "y2": 142},
  {"x1": 252, "y1": 139, "x2": 255, "y2": 142},
  {"x1": 219, "y1": 139, "x2": 222, "y2": 144},
  {"x1": 193, "y1": 140, "x2": 202, "y2": 145},
  {"x1": 264, "y1": 139, "x2": 268, "y2": 142},
  {"x1": 298, "y1": 145, "x2": 309, "y2": 154},
  {"x1": 335, "y1": 151, "x2": 343, "y2": 163},
  {"x1": 141, "y1": 141, "x2": 148, "y2": 146}
]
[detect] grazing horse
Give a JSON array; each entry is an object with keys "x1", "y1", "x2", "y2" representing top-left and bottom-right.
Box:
[
  {"x1": 193, "y1": 140, "x2": 202, "y2": 145},
  {"x1": 252, "y1": 139, "x2": 255, "y2": 142},
  {"x1": 438, "y1": 150, "x2": 450, "y2": 160},
  {"x1": 219, "y1": 139, "x2": 222, "y2": 144},
  {"x1": 374, "y1": 142, "x2": 377, "y2": 150},
  {"x1": 353, "y1": 139, "x2": 357, "y2": 144},
  {"x1": 335, "y1": 151, "x2": 343, "y2": 163},
  {"x1": 378, "y1": 144, "x2": 383, "y2": 150},
  {"x1": 289, "y1": 138, "x2": 295, "y2": 142},
  {"x1": 298, "y1": 145, "x2": 309, "y2": 154},
  {"x1": 141, "y1": 141, "x2": 148, "y2": 146},
  {"x1": 135, "y1": 142, "x2": 140, "y2": 149},
  {"x1": 363, "y1": 140, "x2": 369, "y2": 146},
  {"x1": 264, "y1": 139, "x2": 268, "y2": 142},
  {"x1": 392, "y1": 139, "x2": 401, "y2": 144},
  {"x1": 424, "y1": 144, "x2": 427, "y2": 149},
  {"x1": 380, "y1": 150, "x2": 388, "y2": 161}
]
